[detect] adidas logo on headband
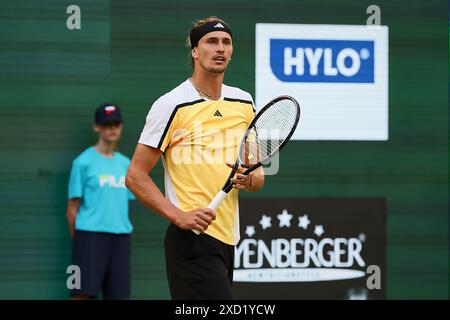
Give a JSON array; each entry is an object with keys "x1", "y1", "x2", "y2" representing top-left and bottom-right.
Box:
[{"x1": 190, "y1": 20, "x2": 233, "y2": 48}]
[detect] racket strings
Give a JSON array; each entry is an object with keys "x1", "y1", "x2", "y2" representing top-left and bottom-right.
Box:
[{"x1": 240, "y1": 99, "x2": 298, "y2": 165}]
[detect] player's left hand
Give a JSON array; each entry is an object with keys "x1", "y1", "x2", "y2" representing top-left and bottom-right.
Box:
[{"x1": 227, "y1": 163, "x2": 253, "y2": 190}]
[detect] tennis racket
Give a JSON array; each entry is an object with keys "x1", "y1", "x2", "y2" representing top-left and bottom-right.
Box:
[{"x1": 192, "y1": 95, "x2": 301, "y2": 234}]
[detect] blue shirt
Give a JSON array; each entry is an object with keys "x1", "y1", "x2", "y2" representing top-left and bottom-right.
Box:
[{"x1": 68, "y1": 147, "x2": 135, "y2": 234}]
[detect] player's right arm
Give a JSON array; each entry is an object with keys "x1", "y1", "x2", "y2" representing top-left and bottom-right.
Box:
[{"x1": 125, "y1": 143, "x2": 215, "y2": 233}]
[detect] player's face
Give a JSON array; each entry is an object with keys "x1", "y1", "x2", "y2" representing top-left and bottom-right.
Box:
[
  {"x1": 193, "y1": 31, "x2": 233, "y2": 74},
  {"x1": 94, "y1": 122, "x2": 123, "y2": 143}
]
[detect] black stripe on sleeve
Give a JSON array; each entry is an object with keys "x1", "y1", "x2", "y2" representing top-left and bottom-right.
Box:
[{"x1": 157, "y1": 98, "x2": 205, "y2": 149}]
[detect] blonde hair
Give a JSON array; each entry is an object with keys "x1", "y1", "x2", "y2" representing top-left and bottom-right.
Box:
[{"x1": 186, "y1": 16, "x2": 229, "y2": 68}]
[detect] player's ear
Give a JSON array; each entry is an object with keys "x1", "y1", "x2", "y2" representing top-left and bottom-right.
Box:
[
  {"x1": 191, "y1": 47, "x2": 198, "y2": 60},
  {"x1": 93, "y1": 124, "x2": 100, "y2": 133}
]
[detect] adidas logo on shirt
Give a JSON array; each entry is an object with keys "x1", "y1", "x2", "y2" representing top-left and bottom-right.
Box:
[
  {"x1": 213, "y1": 110, "x2": 223, "y2": 117},
  {"x1": 214, "y1": 23, "x2": 225, "y2": 28}
]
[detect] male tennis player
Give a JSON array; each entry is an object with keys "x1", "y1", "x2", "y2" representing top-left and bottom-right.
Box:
[
  {"x1": 66, "y1": 103, "x2": 135, "y2": 299},
  {"x1": 126, "y1": 17, "x2": 264, "y2": 299}
]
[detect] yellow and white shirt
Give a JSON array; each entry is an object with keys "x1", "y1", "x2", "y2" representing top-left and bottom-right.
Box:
[{"x1": 138, "y1": 79, "x2": 255, "y2": 245}]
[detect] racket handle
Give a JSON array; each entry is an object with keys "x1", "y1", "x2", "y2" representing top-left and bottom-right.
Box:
[
  {"x1": 191, "y1": 190, "x2": 228, "y2": 235},
  {"x1": 207, "y1": 190, "x2": 228, "y2": 211}
]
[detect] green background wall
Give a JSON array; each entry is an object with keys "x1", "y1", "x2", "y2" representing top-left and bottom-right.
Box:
[{"x1": 0, "y1": 0, "x2": 447, "y2": 299}]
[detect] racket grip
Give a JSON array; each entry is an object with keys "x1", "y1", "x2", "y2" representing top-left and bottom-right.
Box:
[
  {"x1": 191, "y1": 190, "x2": 228, "y2": 235},
  {"x1": 207, "y1": 190, "x2": 228, "y2": 211}
]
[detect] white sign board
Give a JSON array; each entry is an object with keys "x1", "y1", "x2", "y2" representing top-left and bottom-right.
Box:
[{"x1": 255, "y1": 24, "x2": 389, "y2": 140}]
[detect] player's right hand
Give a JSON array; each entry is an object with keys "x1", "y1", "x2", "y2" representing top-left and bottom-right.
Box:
[{"x1": 175, "y1": 208, "x2": 216, "y2": 233}]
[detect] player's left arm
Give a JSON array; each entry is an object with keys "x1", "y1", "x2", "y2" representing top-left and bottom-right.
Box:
[
  {"x1": 228, "y1": 164, "x2": 264, "y2": 192},
  {"x1": 245, "y1": 166, "x2": 264, "y2": 192},
  {"x1": 231, "y1": 94, "x2": 265, "y2": 192}
]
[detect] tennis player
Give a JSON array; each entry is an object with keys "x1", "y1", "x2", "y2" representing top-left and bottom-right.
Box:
[
  {"x1": 66, "y1": 103, "x2": 135, "y2": 299},
  {"x1": 126, "y1": 17, "x2": 264, "y2": 299}
]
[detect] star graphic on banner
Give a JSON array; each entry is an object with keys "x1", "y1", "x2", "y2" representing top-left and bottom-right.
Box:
[
  {"x1": 314, "y1": 225, "x2": 324, "y2": 237},
  {"x1": 259, "y1": 215, "x2": 272, "y2": 230},
  {"x1": 298, "y1": 214, "x2": 310, "y2": 230},
  {"x1": 277, "y1": 209, "x2": 293, "y2": 228},
  {"x1": 245, "y1": 226, "x2": 255, "y2": 237}
]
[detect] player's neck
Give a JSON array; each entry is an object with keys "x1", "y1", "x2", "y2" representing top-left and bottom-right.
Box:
[
  {"x1": 94, "y1": 140, "x2": 115, "y2": 157},
  {"x1": 190, "y1": 70, "x2": 224, "y2": 100}
]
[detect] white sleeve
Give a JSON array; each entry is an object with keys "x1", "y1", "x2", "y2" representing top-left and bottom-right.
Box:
[
  {"x1": 240, "y1": 90, "x2": 256, "y2": 119},
  {"x1": 245, "y1": 92, "x2": 256, "y2": 112},
  {"x1": 138, "y1": 95, "x2": 177, "y2": 152}
]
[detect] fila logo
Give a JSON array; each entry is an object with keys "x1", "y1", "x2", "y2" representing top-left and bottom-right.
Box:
[
  {"x1": 104, "y1": 106, "x2": 116, "y2": 114},
  {"x1": 99, "y1": 175, "x2": 126, "y2": 188},
  {"x1": 214, "y1": 23, "x2": 225, "y2": 28},
  {"x1": 213, "y1": 110, "x2": 223, "y2": 117}
]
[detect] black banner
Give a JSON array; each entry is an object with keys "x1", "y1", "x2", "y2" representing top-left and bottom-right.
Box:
[{"x1": 233, "y1": 198, "x2": 386, "y2": 299}]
